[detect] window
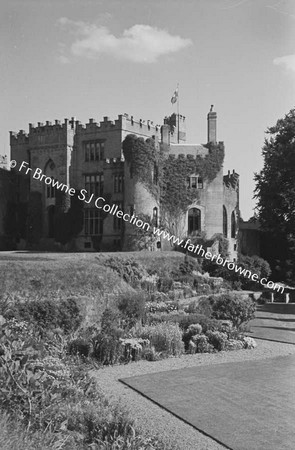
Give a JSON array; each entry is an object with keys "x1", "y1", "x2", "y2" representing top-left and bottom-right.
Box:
[
  {"x1": 223, "y1": 206, "x2": 228, "y2": 238},
  {"x1": 84, "y1": 209, "x2": 103, "y2": 235},
  {"x1": 153, "y1": 207, "x2": 158, "y2": 227},
  {"x1": 84, "y1": 140, "x2": 105, "y2": 162},
  {"x1": 187, "y1": 175, "x2": 203, "y2": 189},
  {"x1": 46, "y1": 179, "x2": 56, "y2": 198},
  {"x1": 113, "y1": 202, "x2": 123, "y2": 230},
  {"x1": 188, "y1": 208, "x2": 201, "y2": 234},
  {"x1": 231, "y1": 211, "x2": 236, "y2": 238},
  {"x1": 114, "y1": 173, "x2": 124, "y2": 193},
  {"x1": 85, "y1": 174, "x2": 104, "y2": 196}
]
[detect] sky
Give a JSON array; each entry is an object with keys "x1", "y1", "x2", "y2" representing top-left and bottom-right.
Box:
[{"x1": 1, "y1": 0, "x2": 295, "y2": 220}]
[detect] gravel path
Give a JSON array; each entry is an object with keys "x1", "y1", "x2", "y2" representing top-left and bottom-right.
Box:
[{"x1": 91, "y1": 340, "x2": 295, "y2": 450}]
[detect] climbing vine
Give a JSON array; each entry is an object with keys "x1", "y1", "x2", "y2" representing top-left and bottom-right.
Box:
[{"x1": 122, "y1": 134, "x2": 225, "y2": 227}]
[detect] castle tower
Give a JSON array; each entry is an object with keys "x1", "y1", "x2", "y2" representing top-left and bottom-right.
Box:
[{"x1": 163, "y1": 113, "x2": 186, "y2": 144}]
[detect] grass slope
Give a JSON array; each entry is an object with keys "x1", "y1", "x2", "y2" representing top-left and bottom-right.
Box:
[{"x1": 0, "y1": 251, "x2": 184, "y2": 324}]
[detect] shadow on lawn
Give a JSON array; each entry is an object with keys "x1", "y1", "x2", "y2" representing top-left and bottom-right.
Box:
[
  {"x1": 256, "y1": 304, "x2": 295, "y2": 315},
  {"x1": 257, "y1": 316, "x2": 295, "y2": 322},
  {"x1": 251, "y1": 325, "x2": 295, "y2": 332}
]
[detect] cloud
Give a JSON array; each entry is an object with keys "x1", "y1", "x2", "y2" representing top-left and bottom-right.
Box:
[
  {"x1": 57, "y1": 54, "x2": 71, "y2": 64},
  {"x1": 273, "y1": 54, "x2": 295, "y2": 72},
  {"x1": 57, "y1": 18, "x2": 192, "y2": 63}
]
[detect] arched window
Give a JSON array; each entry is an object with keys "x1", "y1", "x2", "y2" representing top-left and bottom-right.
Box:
[
  {"x1": 44, "y1": 159, "x2": 57, "y2": 199},
  {"x1": 223, "y1": 206, "x2": 228, "y2": 238},
  {"x1": 231, "y1": 211, "x2": 236, "y2": 238},
  {"x1": 188, "y1": 208, "x2": 201, "y2": 234},
  {"x1": 153, "y1": 207, "x2": 158, "y2": 227}
]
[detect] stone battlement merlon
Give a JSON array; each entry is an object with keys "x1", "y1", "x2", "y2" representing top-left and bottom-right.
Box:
[
  {"x1": 167, "y1": 153, "x2": 209, "y2": 161},
  {"x1": 10, "y1": 130, "x2": 29, "y2": 143},
  {"x1": 223, "y1": 170, "x2": 239, "y2": 189},
  {"x1": 74, "y1": 113, "x2": 161, "y2": 135},
  {"x1": 10, "y1": 118, "x2": 77, "y2": 143}
]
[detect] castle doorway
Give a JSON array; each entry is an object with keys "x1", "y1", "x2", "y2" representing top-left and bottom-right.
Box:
[
  {"x1": 48, "y1": 205, "x2": 55, "y2": 238},
  {"x1": 188, "y1": 208, "x2": 201, "y2": 234}
]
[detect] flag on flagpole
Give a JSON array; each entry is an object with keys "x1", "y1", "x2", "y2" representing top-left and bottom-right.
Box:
[{"x1": 171, "y1": 86, "x2": 178, "y2": 104}]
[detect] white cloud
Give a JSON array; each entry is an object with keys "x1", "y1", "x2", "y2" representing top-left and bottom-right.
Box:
[
  {"x1": 57, "y1": 54, "x2": 71, "y2": 64},
  {"x1": 273, "y1": 54, "x2": 295, "y2": 72},
  {"x1": 57, "y1": 18, "x2": 192, "y2": 63}
]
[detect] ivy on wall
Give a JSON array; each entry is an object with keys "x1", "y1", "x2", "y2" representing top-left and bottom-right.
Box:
[
  {"x1": 122, "y1": 135, "x2": 159, "y2": 197},
  {"x1": 122, "y1": 134, "x2": 225, "y2": 232}
]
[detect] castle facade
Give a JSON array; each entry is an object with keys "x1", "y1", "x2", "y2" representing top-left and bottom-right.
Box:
[{"x1": 9, "y1": 108, "x2": 239, "y2": 258}]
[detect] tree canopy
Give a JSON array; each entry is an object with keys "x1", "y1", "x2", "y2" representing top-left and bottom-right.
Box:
[{"x1": 254, "y1": 108, "x2": 295, "y2": 282}]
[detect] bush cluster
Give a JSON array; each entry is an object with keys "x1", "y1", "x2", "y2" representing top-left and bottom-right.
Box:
[
  {"x1": 211, "y1": 294, "x2": 256, "y2": 328},
  {"x1": 104, "y1": 256, "x2": 147, "y2": 286},
  {"x1": 132, "y1": 323, "x2": 184, "y2": 357},
  {"x1": 117, "y1": 291, "x2": 147, "y2": 327},
  {"x1": 0, "y1": 318, "x2": 171, "y2": 449},
  {"x1": 6, "y1": 297, "x2": 82, "y2": 334},
  {"x1": 146, "y1": 300, "x2": 178, "y2": 314}
]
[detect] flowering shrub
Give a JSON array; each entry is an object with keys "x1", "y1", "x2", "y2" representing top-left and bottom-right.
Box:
[
  {"x1": 242, "y1": 336, "x2": 257, "y2": 349},
  {"x1": 0, "y1": 317, "x2": 172, "y2": 449},
  {"x1": 145, "y1": 301, "x2": 178, "y2": 314},
  {"x1": 225, "y1": 339, "x2": 244, "y2": 351}
]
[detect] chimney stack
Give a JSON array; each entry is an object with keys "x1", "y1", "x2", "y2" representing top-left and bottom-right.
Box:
[{"x1": 207, "y1": 105, "x2": 217, "y2": 144}]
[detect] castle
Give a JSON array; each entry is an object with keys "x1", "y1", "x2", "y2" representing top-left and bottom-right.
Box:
[{"x1": 8, "y1": 107, "x2": 239, "y2": 258}]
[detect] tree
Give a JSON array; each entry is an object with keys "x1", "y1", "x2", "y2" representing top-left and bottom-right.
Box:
[{"x1": 254, "y1": 108, "x2": 295, "y2": 282}]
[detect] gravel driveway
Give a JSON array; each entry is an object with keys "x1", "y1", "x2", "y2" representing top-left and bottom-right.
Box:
[{"x1": 91, "y1": 340, "x2": 295, "y2": 450}]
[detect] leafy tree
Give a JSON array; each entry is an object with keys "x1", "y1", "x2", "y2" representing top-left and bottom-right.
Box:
[{"x1": 254, "y1": 108, "x2": 295, "y2": 282}]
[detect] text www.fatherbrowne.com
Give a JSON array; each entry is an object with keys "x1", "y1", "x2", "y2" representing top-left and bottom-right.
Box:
[{"x1": 14, "y1": 160, "x2": 284, "y2": 294}]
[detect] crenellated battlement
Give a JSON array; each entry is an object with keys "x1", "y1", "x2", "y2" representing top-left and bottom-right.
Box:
[
  {"x1": 10, "y1": 113, "x2": 162, "y2": 143},
  {"x1": 10, "y1": 118, "x2": 76, "y2": 144},
  {"x1": 10, "y1": 130, "x2": 29, "y2": 144},
  {"x1": 167, "y1": 153, "x2": 207, "y2": 161},
  {"x1": 223, "y1": 170, "x2": 239, "y2": 189},
  {"x1": 75, "y1": 113, "x2": 161, "y2": 136}
]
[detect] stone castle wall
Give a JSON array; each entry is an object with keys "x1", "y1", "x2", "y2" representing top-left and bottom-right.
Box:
[{"x1": 7, "y1": 110, "x2": 239, "y2": 258}]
